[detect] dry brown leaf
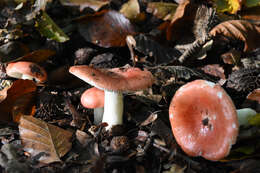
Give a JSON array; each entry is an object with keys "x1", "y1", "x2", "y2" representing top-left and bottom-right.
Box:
[
  {"x1": 0, "y1": 80, "x2": 13, "y2": 103},
  {"x1": 76, "y1": 10, "x2": 136, "y2": 48},
  {"x1": 210, "y1": 20, "x2": 260, "y2": 52},
  {"x1": 146, "y1": 2, "x2": 178, "y2": 21},
  {"x1": 12, "y1": 49, "x2": 56, "y2": 63},
  {"x1": 59, "y1": 0, "x2": 110, "y2": 11},
  {"x1": 247, "y1": 88, "x2": 260, "y2": 103},
  {"x1": 241, "y1": 6, "x2": 260, "y2": 21},
  {"x1": 166, "y1": 0, "x2": 198, "y2": 42},
  {"x1": 201, "y1": 64, "x2": 226, "y2": 79},
  {"x1": 0, "y1": 80, "x2": 36, "y2": 122},
  {"x1": 12, "y1": 92, "x2": 36, "y2": 123},
  {"x1": 19, "y1": 116, "x2": 73, "y2": 164}
]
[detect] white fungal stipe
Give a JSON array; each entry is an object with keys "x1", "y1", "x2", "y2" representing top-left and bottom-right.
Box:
[{"x1": 102, "y1": 91, "x2": 123, "y2": 129}]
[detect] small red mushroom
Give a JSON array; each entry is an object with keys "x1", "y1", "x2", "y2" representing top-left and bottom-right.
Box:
[
  {"x1": 81, "y1": 87, "x2": 104, "y2": 124},
  {"x1": 6, "y1": 61, "x2": 47, "y2": 83},
  {"x1": 169, "y1": 80, "x2": 239, "y2": 161}
]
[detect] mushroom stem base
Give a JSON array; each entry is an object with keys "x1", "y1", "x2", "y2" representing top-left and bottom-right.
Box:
[
  {"x1": 94, "y1": 107, "x2": 104, "y2": 125},
  {"x1": 102, "y1": 91, "x2": 123, "y2": 129}
]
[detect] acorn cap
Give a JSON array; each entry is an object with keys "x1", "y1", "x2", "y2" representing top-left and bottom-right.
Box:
[
  {"x1": 6, "y1": 61, "x2": 47, "y2": 83},
  {"x1": 81, "y1": 87, "x2": 104, "y2": 108},
  {"x1": 69, "y1": 65, "x2": 154, "y2": 92},
  {"x1": 169, "y1": 80, "x2": 239, "y2": 161}
]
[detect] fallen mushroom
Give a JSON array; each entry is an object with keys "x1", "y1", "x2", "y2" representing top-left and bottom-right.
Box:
[
  {"x1": 81, "y1": 87, "x2": 104, "y2": 125},
  {"x1": 69, "y1": 65, "x2": 154, "y2": 129},
  {"x1": 169, "y1": 80, "x2": 239, "y2": 161},
  {"x1": 6, "y1": 61, "x2": 47, "y2": 83}
]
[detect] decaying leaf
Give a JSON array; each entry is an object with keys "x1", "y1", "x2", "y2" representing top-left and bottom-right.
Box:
[
  {"x1": 0, "y1": 80, "x2": 36, "y2": 122},
  {"x1": 59, "y1": 0, "x2": 110, "y2": 11},
  {"x1": 0, "y1": 42, "x2": 30, "y2": 63},
  {"x1": 241, "y1": 6, "x2": 260, "y2": 21},
  {"x1": 12, "y1": 92, "x2": 36, "y2": 123},
  {"x1": 120, "y1": 0, "x2": 140, "y2": 21},
  {"x1": 210, "y1": 20, "x2": 260, "y2": 52},
  {"x1": 19, "y1": 116, "x2": 73, "y2": 164},
  {"x1": 35, "y1": 11, "x2": 69, "y2": 43},
  {"x1": 134, "y1": 34, "x2": 181, "y2": 64},
  {"x1": 76, "y1": 10, "x2": 136, "y2": 48},
  {"x1": 0, "y1": 80, "x2": 13, "y2": 103},
  {"x1": 146, "y1": 2, "x2": 178, "y2": 21},
  {"x1": 227, "y1": 67, "x2": 260, "y2": 92},
  {"x1": 166, "y1": 0, "x2": 199, "y2": 42},
  {"x1": 140, "y1": 112, "x2": 158, "y2": 126},
  {"x1": 201, "y1": 64, "x2": 226, "y2": 79},
  {"x1": 247, "y1": 88, "x2": 260, "y2": 103},
  {"x1": 12, "y1": 49, "x2": 56, "y2": 63}
]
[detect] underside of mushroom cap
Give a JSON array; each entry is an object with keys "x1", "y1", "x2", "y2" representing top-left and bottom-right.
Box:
[
  {"x1": 69, "y1": 65, "x2": 154, "y2": 92},
  {"x1": 169, "y1": 80, "x2": 239, "y2": 161}
]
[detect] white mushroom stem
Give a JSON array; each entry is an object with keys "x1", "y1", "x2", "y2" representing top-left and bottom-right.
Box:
[
  {"x1": 237, "y1": 108, "x2": 257, "y2": 126},
  {"x1": 102, "y1": 91, "x2": 123, "y2": 129},
  {"x1": 93, "y1": 107, "x2": 104, "y2": 125}
]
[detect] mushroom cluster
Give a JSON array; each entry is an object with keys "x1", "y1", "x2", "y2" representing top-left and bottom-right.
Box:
[
  {"x1": 169, "y1": 80, "x2": 239, "y2": 161},
  {"x1": 69, "y1": 65, "x2": 154, "y2": 129}
]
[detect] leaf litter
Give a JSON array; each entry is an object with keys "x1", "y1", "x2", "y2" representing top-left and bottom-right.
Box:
[{"x1": 0, "y1": 0, "x2": 259, "y2": 172}]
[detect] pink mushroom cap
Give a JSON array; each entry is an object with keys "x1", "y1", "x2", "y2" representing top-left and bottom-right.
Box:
[
  {"x1": 169, "y1": 80, "x2": 239, "y2": 161},
  {"x1": 81, "y1": 87, "x2": 104, "y2": 108},
  {"x1": 69, "y1": 65, "x2": 154, "y2": 92},
  {"x1": 6, "y1": 61, "x2": 47, "y2": 83}
]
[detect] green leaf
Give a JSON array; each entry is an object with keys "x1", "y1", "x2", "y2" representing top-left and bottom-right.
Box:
[{"x1": 35, "y1": 11, "x2": 69, "y2": 42}]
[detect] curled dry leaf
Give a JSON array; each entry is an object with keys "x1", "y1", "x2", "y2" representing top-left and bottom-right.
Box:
[
  {"x1": 146, "y1": 2, "x2": 178, "y2": 21},
  {"x1": 210, "y1": 20, "x2": 260, "y2": 52},
  {"x1": 59, "y1": 0, "x2": 110, "y2": 11},
  {"x1": 0, "y1": 80, "x2": 36, "y2": 122},
  {"x1": 12, "y1": 92, "x2": 36, "y2": 123},
  {"x1": 19, "y1": 116, "x2": 73, "y2": 164},
  {"x1": 247, "y1": 88, "x2": 260, "y2": 103},
  {"x1": 76, "y1": 10, "x2": 136, "y2": 48},
  {"x1": 241, "y1": 6, "x2": 260, "y2": 21},
  {"x1": 120, "y1": 0, "x2": 141, "y2": 21},
  {"x1": 13, "y1": 49, "x2": 56, "y2": 63},
  {"x1": 166, "y1": 0, "x2": 199, "y2": 42}
]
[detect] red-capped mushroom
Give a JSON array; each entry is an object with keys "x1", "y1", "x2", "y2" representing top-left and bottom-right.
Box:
[
  {"x1": 6, "y1": 61, "x2": 47, "y2": 83},
  {"x1": 69, "y1": 65, "x2": 154, "y2": 129},
  {"x1": 169, "y1": 80, "x2": 239, "y2": 161},
  {"x1": 81, "y1": 87, "x2": 104, "y2": 124}
]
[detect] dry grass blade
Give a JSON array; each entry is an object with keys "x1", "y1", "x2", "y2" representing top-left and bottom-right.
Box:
[
  {"x1": 210, "y1": 20, "x2": 260, "y2": 52},
  {"x1": 19, "y1": 116, "x2": 73, "y2": 164}
]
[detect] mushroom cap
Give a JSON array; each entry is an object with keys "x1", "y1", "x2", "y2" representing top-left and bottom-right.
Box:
[
  {"x1": 169, "y1": 80, "x2": 239, "y2": 161},
  {"x1": 6, "y1": 61, "x2": 47, "y2": 83},
  {"x1": 69, "y1": 65, "x2": 154, "y2": 92},
  {"x1": 81, "y1": 87, "x2": 104, "y2": 108}
]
